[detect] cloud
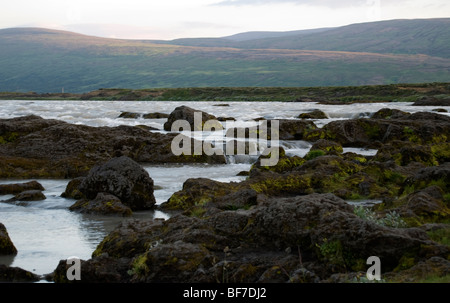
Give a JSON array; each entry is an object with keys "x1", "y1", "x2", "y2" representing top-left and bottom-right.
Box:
[{"x1": 213, "y1": 0, "x2": 368, "y2": 7}]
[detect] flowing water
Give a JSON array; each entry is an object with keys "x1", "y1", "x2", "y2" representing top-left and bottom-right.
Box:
[{"x1": 0, "y1": 100, "x2": 448, "y2": 277}]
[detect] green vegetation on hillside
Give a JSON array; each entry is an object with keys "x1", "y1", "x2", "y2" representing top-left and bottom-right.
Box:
[
  {"x1": 1, "y1": 82, "x2": 449, "y2": 102},
  {"x1": 1, "y1": 19, "x2": 450, "y2": 94}
]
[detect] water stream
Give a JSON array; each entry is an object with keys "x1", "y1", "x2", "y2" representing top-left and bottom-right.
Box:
[{"x1": 0, "y1": 100, "x2": 448, "y2": 277}]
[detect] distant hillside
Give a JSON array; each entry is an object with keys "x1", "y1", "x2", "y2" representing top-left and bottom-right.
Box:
[
  {"x1": 157, "y1": 19, "x2": 450, "y2": 59},
  {"x1": 234, "y1": 19, "x2": 450, "y2": 59},
  {"x1": 0, "y1": 19, "x2": 449, "y2": 93}
]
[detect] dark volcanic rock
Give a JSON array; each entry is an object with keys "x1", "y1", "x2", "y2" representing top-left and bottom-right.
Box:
[
  {"x1": 322, "y1": 111, "x2": 450, "y2": 148},
  {"x1": 11, "y1": 190, "x2": 46, "y2": 202},
  {"x1": 0, "y1": 223, "x2": 17, "y2": 255},
  {"x1": 412, "y1": 96, "x2": 450, "y2": 106},
  {"x1": 69, "y1": 192, "x2": 133, "y2": 217},
  {"x1": 163, "y1": 105, "x2": 221, "y2": 131},
  {"x1": 59, "y1": 193, "x2": 449, "y2": 283},
  {"x1": 371, "y1": 108, "x2": 410, "y2": 120},
  {"x1": 298, "y1": 110, "x2": 328, "y2": 119},
  {"x1": 0, "y1": 264, "x2": 40, "y2": 282},
  {"x1": 0, "y1": 181, "x2": 44, "y2": 195},
  {"x1": 61, "y1": 177, "x2": 86, "y2": 199},
  {"x1": 0, "y1": 115, "x2": 225, "y2": 178},
  {"x1": 78, "y1": 156, "x2": 156, "y2": 211}
]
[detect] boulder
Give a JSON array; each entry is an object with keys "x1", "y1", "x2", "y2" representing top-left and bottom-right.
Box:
[
  {"x1": 118, "y1": 112, "x2": 140, "y2": 119},
  {"x1": 412, "y1": 96, "x2": 450, "y2": 106},
  {"x1": 62, "y1": 193, "x2": 449, "y2": 283},
  {"x1": 276, "y1": 119, "x2": 317, "y2": 140},
  {"x1": 310, "y1": 139, "x2": 343, "y2": 155},
  {"x1": 163, "y1": 105, "x2": 220, "y2": 131},
  {"x1": 0, "y1": 115, "x2": 226, "y2": 179},
  {"x1": 0, "y1": 223, "x2": 17, "y2": 255},
  {"x1": 78, "y1": 156, "x2": 156, "y2": 210},
  {"x1": 322, "y1": 111, "x2": 450, "y2": 147},
  {"x1": 371, "y1": 108, "x2": 410, "y2": 120},
  {"x1": 298, "y1": 110, "x2": 328, "y2": 119},
  {"x1": 61, "y1": 177, "x2": 86, "y2": 199},
  {"x1": 0, "y1": 264, "x2": 40, "y2": 282},
  {"x1": 69, "y1": 193, "x2": 133, "y2": 217},
  {"x1": 143, "y1": 112, "x2": 169, "y2": 119},
  {"x1": 0, "y1": 181, "x2": 45, "y2": 195},
  {"x1": 10, "y1": 190, "x2": 46, "y2": 202}
]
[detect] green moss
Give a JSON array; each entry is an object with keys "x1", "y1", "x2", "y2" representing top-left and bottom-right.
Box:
[
  {"x1": 394, "y1": 254, "x2": 416, "y2": 271},
  {"x1": 250, "y1": 174, "x2": 312, "y2": 195},
  {"x1": 427, "y1": 227, "x2": 450, "y2": 246},
  {"x1": 431, "y1": 142, "x2": 450, "y2": 163},
  {"x1": 129, "y1": 253, "x2": 150, "y2": 277},
  {"x1": 258, "y1": 156, "x2": 306, "y2": 173},
  {"x1": 304, "y1": 150, "x2": 326, "y2": 161}
]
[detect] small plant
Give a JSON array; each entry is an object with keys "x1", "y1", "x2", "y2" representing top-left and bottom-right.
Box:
[{"x1": 354, "y1": 206, "x2": 407, "y2": 228}]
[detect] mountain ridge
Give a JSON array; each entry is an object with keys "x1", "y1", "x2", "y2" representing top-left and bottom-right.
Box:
[{"x1": 1, "y1": 18, "x2": 449, "y2": 93}]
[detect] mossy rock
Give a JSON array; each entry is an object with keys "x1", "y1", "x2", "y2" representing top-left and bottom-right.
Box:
[{"x1": 0, "y1": 223, "x2": 17, "y2": 255}]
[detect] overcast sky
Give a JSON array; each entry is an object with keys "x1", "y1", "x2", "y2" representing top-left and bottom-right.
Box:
[{"x1": 1, "y1": 0, "x2": 449, "y2": 39}]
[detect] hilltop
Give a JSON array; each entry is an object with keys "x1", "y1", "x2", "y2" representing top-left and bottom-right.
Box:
[{"x1": 0, "y1": 19, "x2": 449, "y2": 93}]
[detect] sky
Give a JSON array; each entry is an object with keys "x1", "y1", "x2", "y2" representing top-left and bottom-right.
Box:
[{"x1": 1, "y1": 0, "x2": 449, "y2": 40}]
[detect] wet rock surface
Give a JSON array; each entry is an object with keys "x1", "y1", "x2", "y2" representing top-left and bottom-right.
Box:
[
  {"x1": 0, "y1": 115, "x2": 225, "y2": 178},
  {"x1": 0, "y1": 223, "x2": 17, "y2": 255},
  {"x1": 2, "y1": 108, "x2": 449, "y2": 283}
]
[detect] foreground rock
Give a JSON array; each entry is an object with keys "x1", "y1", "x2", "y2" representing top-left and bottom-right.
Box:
[
  {"x1": 78, "y1": 156, "x2": 156, "y2": 211},
  {"x1": 0, "y1": 181, "x2": 44, "y2": 195},
  {"x1": 0, "y1": 115, "x2": 225, "y2": 178},
  {"x1": 69, "y1": 192, "x2": 132, "y2": 217},
  {"x1": 163, "y1": 105, "x2": 220, "y2": 131},
  {"x1": 66, "y1": 157, "x2": 155, "y2": 215},
  {"x1": 0, "y1": 264, "x2": 40, "y2": 282},
  {"x1": 318, "y1": 110, "x2": 450, "y2": 148},
  {"x1": 0, "y1": 223, "x2": 17, "y2": 255},
  {"x1": 53, "y1": 193, "x2": 449, "y2": 283}
]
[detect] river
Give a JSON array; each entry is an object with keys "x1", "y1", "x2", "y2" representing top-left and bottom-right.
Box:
[{"x1": 0, "y1": 100, "x2": 448, "y2": 278}]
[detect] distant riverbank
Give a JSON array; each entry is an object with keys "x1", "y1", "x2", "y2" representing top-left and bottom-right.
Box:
[{"x1": 1, "y1": 82, "x2": 449, "y2": 103}]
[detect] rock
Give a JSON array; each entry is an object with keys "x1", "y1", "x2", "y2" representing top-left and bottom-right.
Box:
[
  {"x1": 11, "y1": 190, "x2": 46, "y2": 202},
  {"x1": 0, "y1": 264, "x2": 40, "y2": 282},
  {"x1": 412, "y1": 96, "x2": 450, "y2": 106},
  {"x1": 0, "y1": 181, "x2": 45, "y2": 195},
  {"x1": 398, "y1": 186, "x2": 450, "y2": 222},
  {"x1": 371, "y1": 108, "x2": 410, "y2": 119},
  {"x1": 0, "y1": 223, "x2": 17, "y2": 255},
  {"x1": 142, "y1": 112, "x2": 170, "y2": 119},
  {"x1": 118, "y1": 112, "x2": 140, "y2": 119},
  {"x1": 163, "y1": 105, "x2": 220, "y2": 131},
  {"x1": 52, "y1": 255, "x2": 131, "y2": 283},
  {"x1": 65, "y1": 193, "x2": 449, "y2": 283},
  {"x1": 61, "y1": 177, "x2": 86, "y2": 199},
  {"x1": 0, "y1": 115, "x2": 225, "y2": 179},
  {"x1": 276, "y1": 119, "x2": 317, "y2": 140},
  {"x1": 403, "y1": 162, "x2": 450, "y2": 194},
  {"x1": 310, "y1": 139, "x2": 343, "y2": 155},
  {"x1": 432, "y1": 108, "x2": 448, "y2": 113},
  {"x1": 69, "y1": 193, "x2": 133, "y2": 217},
  {"x1": 322, "y1": 111, "x2": 450, "y2": 147},
  {"x1": 298, "y1": 110, "x2": 328, "y2": 119},
  {"x1": 373, "y1": 141, "x2": 438, "y2": 166},
  {"x1": 78, "y1": 156, "x2": 156, "y2": 211},
  {"x1": 386, "y1": 257, "x2": 450, "y2": 282}
]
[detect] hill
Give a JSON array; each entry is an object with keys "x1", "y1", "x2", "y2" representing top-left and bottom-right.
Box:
[
  {"x1": 0, "y1": 19, "x2": 449, "y2": 93},
  {"x1": 155, "y1": 19, "x2": 450, "y2": 59}
]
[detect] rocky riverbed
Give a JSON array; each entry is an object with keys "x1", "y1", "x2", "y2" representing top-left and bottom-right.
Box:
[{"x1": 1, "y1": 103, "x2": 449, "y2": 283}]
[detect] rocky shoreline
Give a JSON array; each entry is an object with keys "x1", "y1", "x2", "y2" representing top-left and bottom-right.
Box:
[{"x1": 0, "y1": 105, "x2": 449, "y2": 283}]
